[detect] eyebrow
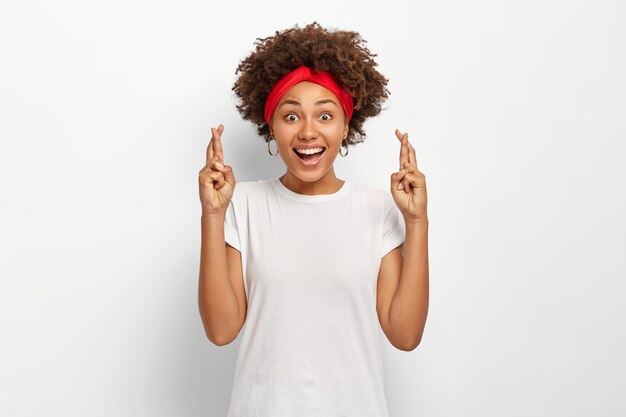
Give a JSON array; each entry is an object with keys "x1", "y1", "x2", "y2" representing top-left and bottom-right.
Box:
[{"x1": 279, "y1": 99, "x2": 338, "y2": 108}]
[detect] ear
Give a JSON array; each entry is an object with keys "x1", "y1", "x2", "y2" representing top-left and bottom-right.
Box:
[{"x1": 343, "y1": 123, "x2": 349, "y2": 139}]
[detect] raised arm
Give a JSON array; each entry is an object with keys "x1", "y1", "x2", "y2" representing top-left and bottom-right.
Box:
[{"x1": 197, "y1": 124, "x2": 245, "y2": 346}]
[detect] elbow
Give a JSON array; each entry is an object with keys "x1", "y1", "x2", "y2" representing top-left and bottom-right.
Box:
[
  {"x1": 212, "y1": 336, "x2": 235, "y2": 347},
  {"x1": 207, "y1": 333, "x2": 235, "y2": 347},
  {"x1": 204, "y1": 328, "x2": 236, "y2": 347},
  {"x1": 204, "y1": 316, "x2": 246, "y2": 346},
  {"x1": 395, "y1": 334, "x2": 422, "y2": 352},
  {"x1": 199, "y1": 308, "x2": 244, "y2": 347},
  {"x1": 400, "y1": 340, "x2": 420, "y2": 352},
  {"x1": 397, "y1": 341, "x2": 419, "y2": 352}
]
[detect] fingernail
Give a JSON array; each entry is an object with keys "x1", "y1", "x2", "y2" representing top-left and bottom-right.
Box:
[
  {"x1": 215, "y1": 162, "x2": 224, "y2": 169},
  {"x1": 397, "y1": 183, "x2": 404, "y2": 190}
]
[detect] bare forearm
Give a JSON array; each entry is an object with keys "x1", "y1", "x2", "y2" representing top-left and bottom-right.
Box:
[
  {"x1": 198, "y1": 211, "x2": 240, "y2": 344},
  {"x1": 388, "y1": 218, "x2": 429, "y2": 349}
]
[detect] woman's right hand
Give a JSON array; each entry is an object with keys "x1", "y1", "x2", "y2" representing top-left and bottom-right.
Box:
[{"x1": 198, "y1": 124, "x2": 236, "y2": 214}]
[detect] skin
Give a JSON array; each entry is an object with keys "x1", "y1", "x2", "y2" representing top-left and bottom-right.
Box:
[
  {"x1": 377, "y1": 129, "x2": 429, "y2": 351},
  {"x1": 268, "y1": 81, "x2": 349, "y2": 196},
  {"x1": 201, "y1": 82, "x2": 429, "y2": 350}
]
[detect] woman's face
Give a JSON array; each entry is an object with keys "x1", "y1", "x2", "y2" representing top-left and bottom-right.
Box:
[{"x1": 269, "y1": 81, "x2": 349, "y2": 181}]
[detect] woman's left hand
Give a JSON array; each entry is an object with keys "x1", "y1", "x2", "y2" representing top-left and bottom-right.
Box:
[{"x1": 390, "y1": 129, "x2": 428, "y2": 222}]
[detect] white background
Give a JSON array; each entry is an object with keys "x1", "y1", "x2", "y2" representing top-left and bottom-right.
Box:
[{"x1": 1, "y1": 1, "x2": 625, "y2": 416}]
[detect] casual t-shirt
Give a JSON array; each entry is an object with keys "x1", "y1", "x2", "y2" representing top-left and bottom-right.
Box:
[{"x1": 223, "y1": 176, "x2": 405, "y2": 417}]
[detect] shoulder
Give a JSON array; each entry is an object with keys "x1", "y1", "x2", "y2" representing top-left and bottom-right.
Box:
[
  {"x1": 232, "y1": 179, "x2": 261, "y2": 192},
  {"x1": 231, "y1": 179, "x2": 270, "y2": 200},
  {"x1": 349, "y1": 181, "x2": 393, "y2": 210}
]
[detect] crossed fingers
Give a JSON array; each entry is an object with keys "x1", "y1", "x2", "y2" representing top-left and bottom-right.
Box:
[
  {"x1": 207, "y1": 124, "x2": 225, "y2": 170},
  {"x1": 395, "y1": 129, "x2": 419, "y2": 191}
]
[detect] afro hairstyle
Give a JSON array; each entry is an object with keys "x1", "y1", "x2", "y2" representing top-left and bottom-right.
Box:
[{"x1": 231, "y1": 21, "x2": 390, "y2": 146}]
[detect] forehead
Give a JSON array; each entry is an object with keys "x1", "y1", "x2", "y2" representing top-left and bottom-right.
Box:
[{"x1": 279, "y1": 81, "x2": 338, "y2": 103}]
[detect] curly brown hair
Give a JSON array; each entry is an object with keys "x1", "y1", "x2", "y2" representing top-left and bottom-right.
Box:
[{"x1": 231, "y1": 21, "x2": 390, "y2": 146}]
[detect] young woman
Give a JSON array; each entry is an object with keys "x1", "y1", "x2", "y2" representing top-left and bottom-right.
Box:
[{"x1": 198, "y1": 21, "x2": 429, "y2": 417}]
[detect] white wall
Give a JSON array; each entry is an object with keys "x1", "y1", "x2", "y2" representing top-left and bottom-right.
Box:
[{"x1": 1, "y1": 1, "x2": 624, "y2": 416}]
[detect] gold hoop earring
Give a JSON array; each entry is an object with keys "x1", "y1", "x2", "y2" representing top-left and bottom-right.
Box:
[
  {"x1": 339, "y1": 137, "x2": 349, "y2": 157},
  {"x1": 268, "y1": 136, "x2": 279, "y2": 156}
]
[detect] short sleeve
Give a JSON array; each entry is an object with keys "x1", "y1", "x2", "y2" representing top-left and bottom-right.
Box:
[
  {"x1": 223, "y1": 196, "x2": 241, "y2": 252},
  {"x1": 380, "y1": 193, "x2": 405, "y2": 258}
]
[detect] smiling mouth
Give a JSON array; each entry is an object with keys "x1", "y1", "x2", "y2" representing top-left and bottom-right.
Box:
[{"x1": 293, "y1": 148, "x2": 326, "y2": 162}]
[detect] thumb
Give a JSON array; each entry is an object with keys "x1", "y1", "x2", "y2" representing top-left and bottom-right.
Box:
[
  {"x1": 215, "y1": 162, "x2": 235, "y2": 184},
  {"x1": 391, "y1": 169, "x2": 406, "y2": 191}
]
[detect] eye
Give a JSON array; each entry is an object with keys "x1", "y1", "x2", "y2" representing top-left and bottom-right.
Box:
[
  {"x1": 320, "y1": 112, "x2": 333, "y2": 121},
  {"x1": 285, "y1": 113, "x2": 298, "y2": 122}
]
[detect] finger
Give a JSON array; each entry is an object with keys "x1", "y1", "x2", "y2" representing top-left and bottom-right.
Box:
[
  {"x1": 403, "y1": 171, "x2": 422, "y2": 189},
  {"x1": 398, "y1": 170, "x2": 416, "y2": 194},
  {"x1": 395, "y1": 131, "x2": 409, "y2": 192},
  {"x1": 402, "y1": 161, "x2": 418, "y2": 174},
  {"x1": 219, "y1": 164, "x2": 234, "y2": 186},
  {"x1": 395, "y1": 129, "x2": 409, "y2": 172},
  {"x1": 394, "y1": 169, "x2": 407, "y2": 191},
  {"x1": 395, "y1": 130, "x2": 403, "y2": 172},
  {"x1": 402, "y1": 134, "x2": 409, "y2": 187},
  {"x1": 407, "y1": 139, "x2": 418, "y2": 170},
  {"x1": 206, "y1": 133, "x2": 214, "y2": 163},
  {"x1": 213, "y1": 175, "x2": 225, "y2": 190},
  {"x1": 404, "y1": 171, "x2": 410, "y2": 194},
  {"x1": 213, "y1": 124, "x2": 224, "y2": 163},
  {"x1": 208, "y1": 171, "x2": 222, "y2": 182}
]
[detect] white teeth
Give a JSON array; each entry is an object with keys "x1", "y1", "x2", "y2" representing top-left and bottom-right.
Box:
[{"x1": 295, "y1": 147, "x2": 324, "y2": 155}]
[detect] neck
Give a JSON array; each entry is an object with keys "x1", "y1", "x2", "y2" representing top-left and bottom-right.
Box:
[{"x1": 279, "y1": 170, "x2": 345, "y2": 195}]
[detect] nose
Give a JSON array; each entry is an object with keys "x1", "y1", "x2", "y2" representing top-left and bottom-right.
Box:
[{"x1": 297, "y1": 116, "x2": 318, "y2": 140}]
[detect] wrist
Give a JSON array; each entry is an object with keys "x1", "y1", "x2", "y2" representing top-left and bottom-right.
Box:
[
  {"x1": 201, "y1": 209, "x2": 226, "y2": 222},
  {"x1": 404, "y1": 216, "x2": 429, "y2": 227}
]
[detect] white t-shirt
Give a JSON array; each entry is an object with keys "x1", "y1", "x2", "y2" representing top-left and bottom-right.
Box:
[{"x1": 223, "y1": 177, "x2": 405, "y2": 417}]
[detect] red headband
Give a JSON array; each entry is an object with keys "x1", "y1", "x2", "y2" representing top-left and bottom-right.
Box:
[{"x1": 263, "y1": 65, "x2": 354, "y2": 125}]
